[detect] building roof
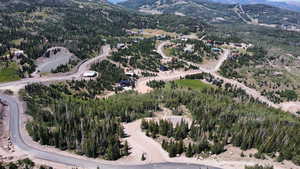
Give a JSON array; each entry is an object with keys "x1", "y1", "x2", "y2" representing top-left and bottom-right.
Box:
[{"x1": 83, "y1": 71, "x2": 97, "y2": 77}]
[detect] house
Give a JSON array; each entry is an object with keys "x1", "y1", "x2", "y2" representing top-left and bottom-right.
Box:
[
  {"x1": 234, "y1": 43, "x2": 242, "y2": 47},
  {"x1": 207, "y1": 40, "x2": 214, "y2": 43},
  {"x1": 184, "y1": 44, "x2": 194, "y2": 53},
  {"x1": 125, "y1": 72, "x2": 137, "y2": 77},
  {"x1": 211, "y1": 48, "x2": 221, "y2": 53},
  {"x1": 117, "y1": 43, "x2": 126, "y2": 49},
  {"x1": 181, "y1": 37, "x2": 188, "y2": 41},
  {"x1": 207, "y1": 43, "x2": 213, "y2": 47},
  {"x1": 83, "y1": 71, "x2": 97, "y2": 77},
  {"x1": 156, "y1": 34, "x2": 167, "y2": 40},
  {"x1": 119, "y1": 80, "x2": 131, "y2": 87},
  {"x1": 215, "y1": 41, "x2": 224, "y2": 45},
  {"x1": 160, "y1": 65, "x2": 168, "y2": 71},
  {"x1": 14, "y1": 50, "x2": 24, "y2": 57}
]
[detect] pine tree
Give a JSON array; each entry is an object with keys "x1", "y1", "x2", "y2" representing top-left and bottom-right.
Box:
[
  {"x1": 168, "y1": 141, "x2": 177, "y2": 157},
  {"x1": 123, "y1": 141, "x2": 130, "y2": 156},
  {"x1": 141, "y1": 153, "x2": 146, "y2": 161},
  {"x1": 186, "y1": 143, "x2": 193, "y2": 157}
]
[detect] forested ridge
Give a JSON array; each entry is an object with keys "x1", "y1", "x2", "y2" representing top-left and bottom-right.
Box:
[
  {"x1": 0, "y1": 0, "x2": 204, "y2": 78},
  {"x1": 22, "y1": 78, "x2": 300, "y2": 164},
  {"x1": 143, "y1": 81, "x2": 300, "y2": 165},
  {"x1": 23, "y1": 83, "x2": 158, "y2": 159}
]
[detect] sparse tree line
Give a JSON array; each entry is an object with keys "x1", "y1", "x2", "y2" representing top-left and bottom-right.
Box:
[
  {"x1": 219, "y1": 46, "x2": 299, "y2": 102},
  {"x1": 146, "y1": 80, "x2": 166, "y2": 89},
  {"x1": 46, "y1": 60, "x2": 128, "y2": 99},
  {"x1": 0, "y1": 158, "x2": 52, "y2": 169},
  {"x1": 141, "y1": 119, "x2": 225, "y2": 157},
  {"x1": 51, "y1": 59, "x2": 79, "y2": 73},
  {"x1": 262, "y1": 89, "x2": 298, "y2": 103},
  {"x1": 245, "y1": 165, "x2": 273, "y2": 169},
  {"x1": 170, "y1": 39, "x2": 217, "y2": 63},
  {"x1": 109, "y1": 38, "x2": 162, "y2": 72},
  {"x1": 219, "y1": 46, "x2": 267, "y2": 79}
]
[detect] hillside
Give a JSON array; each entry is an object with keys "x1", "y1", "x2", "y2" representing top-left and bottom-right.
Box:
[
  {"x1": 120, "y1": 0, "x2": 241, "y2": 24},
  {"x1": 0, "y1": 0, "x2": 204, "y2": 78},
  {"x1": 120, "y1": 0, "x2": 300, "y2": 103},
  {"x1": 120, "y1": 0, "x2": 300, "y2": 28},
  {"x1": 210, "y1": 0, "x2": 300, "y2": 12}
]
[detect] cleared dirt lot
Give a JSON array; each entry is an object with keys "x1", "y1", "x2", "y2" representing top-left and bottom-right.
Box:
[{"x1": 36, "y1": 47, "x2": 78, "y2": 73}]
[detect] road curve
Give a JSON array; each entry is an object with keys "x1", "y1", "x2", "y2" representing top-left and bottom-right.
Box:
[
  {"x1": 0, "y1": 46, "x2": 220, "y2": 169},
  {"x1": 0, "y1": 94, "x2": 220, "y2": 169},
  {"x1": 0, "y1": 45, "x2": 111, "y2": 90},
  {"x1": 141, "y1": 41, "x2": 281, "y2": 109}
]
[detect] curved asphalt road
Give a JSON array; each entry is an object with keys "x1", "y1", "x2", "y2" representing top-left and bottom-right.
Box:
[
  {"x1": 0, "y1": 95, "x2": 220, "y2": 169},
  {"x1": 0, "y1": 46, "x2": 220, "y2": 169}
]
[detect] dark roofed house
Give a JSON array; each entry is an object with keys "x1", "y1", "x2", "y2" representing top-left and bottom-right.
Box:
[
  {"x1": 160, "y1": 65, "x2": 168, "y2": 71},
  {"x1": 119, "y1": 80, "x2": 131, "y2": 87}
]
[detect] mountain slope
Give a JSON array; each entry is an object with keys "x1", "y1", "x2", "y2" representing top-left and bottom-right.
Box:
[
  {"x1": 0, "y1": 0, "x2": 205, "y2": 77},
  {"x1": 210, "y1": 0, "x2": 300, "y2": 12},
  {"x1": 120, "y1": 0, "x2": 300, "y2": 28},
  {"x1": 120, "y1": 0, "x2": 241, "y2": 24}
]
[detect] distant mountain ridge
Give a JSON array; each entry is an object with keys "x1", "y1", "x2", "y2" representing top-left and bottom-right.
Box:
[
  {"x1": 119, "y1": 0, "x2": 300, "y2": 30},
  {"x1": 210, "y1": 0, "x2": 300, "y2": 12}
]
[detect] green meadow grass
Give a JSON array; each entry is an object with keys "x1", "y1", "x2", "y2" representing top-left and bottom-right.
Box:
[{"x1": 0, "y1": 63, "x2": 20, "y2": 82}]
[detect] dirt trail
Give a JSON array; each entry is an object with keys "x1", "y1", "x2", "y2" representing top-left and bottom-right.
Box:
[
  {"x1": 126, "y1": 40, "x2": 300, "y2": 168},
  {"x1": 122, "y1": 120, "x2": 169, "y2": 164},
  {"x1": 123, "y1": 119, "x2": 298, "y2": 169}
]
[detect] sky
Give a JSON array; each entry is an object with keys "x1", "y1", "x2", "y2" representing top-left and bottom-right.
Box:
[{"x1": 269, "y1": 0, "x2": 299, "y2": 1}]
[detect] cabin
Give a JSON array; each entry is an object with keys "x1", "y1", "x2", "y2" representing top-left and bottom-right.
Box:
[
  {"x1": 211, "y1": 48, "x2": 221, "y2": 53},
  {"x1": 234, "y1": 43, "x2": 242, "y2": 47},
  {"x1": 119, "y1": 80, "x2": 131, "y2": 87},
  {"x1": 117, "y1": 43, "x2": 126, "y2": 49},
  {"x1": 156, "y1": 34, "x2": 167, "y2": 40},
  {"x1": 160, "y1": 65, "x2": 168, "y2": 71},
  {"x1": 181, "y1": 37, "x2": 188, "y2": 42},
  {"x1": 215, "y1": 41, "x2": 224, "y2": 45},
  {"x1": 184, "y1": 44, "x2": 194, "y2": 53},
  {"x1": 83, "y1": 71, "x2": 97, "y2": 77},
  {"x1": 14, "y1": 50, "x2": 24, "y2": 57}
]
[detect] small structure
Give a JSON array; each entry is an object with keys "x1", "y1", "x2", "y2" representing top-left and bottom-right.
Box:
[
  {"x1": 117, "y1": 43, "x2": 126, "y2": 49},
  {"x1": 156, "y1": 34, "x2": 167, "y2": 40},
  {"x1": 14, "y1": 50, "x2": 24, "y2": 57},
  {"x1": 160, "y1": 65, "x2": 168, "y2": 71},
  {"x1": 234, "y1": 43, "x2": 242, "y2": 47},
  {"x1": 83, "y1": 71, "x2": 97, "y2": 77},
  {"x1": 184, "y1": 44, "x2": 194, "y2": 53},
  {"x1": 273, "y1": 72, "x2": 283, "y2": 76},
  {"x1": 215, "y1": 41, "x2": 224, "y2": 45},
  {"x1": 181, "y1": 37, "x2": 188, "y2": 41},
  {"x1": 207, "y1": 40, "x2": 214, "y2": 43},
  {"x1": 125, "y1": 72, "x2": 137, "y2": 77},
  {"x1": 119, "y1": 80, "x2": 132, "y2": 87},
  {"x1": 211, "y1": 48, "x2": 221, "y2": 53}
]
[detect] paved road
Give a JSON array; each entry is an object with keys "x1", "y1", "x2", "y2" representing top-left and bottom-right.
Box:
[
  {"x1": 0, "y1": 45, "x2": 220, "y2": 169},
  {"x1": 139, "y1": 41, "x2": 280, "y2": 109},
  {"x1": 0, "y1": 94, "x2": 219, "y2": 169},
  {"x1": 0, "y1": 45, "x2": 111, "y2": 90}
]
